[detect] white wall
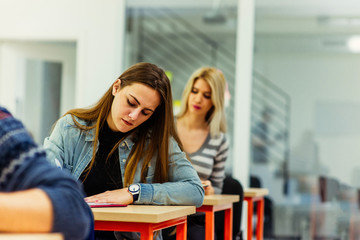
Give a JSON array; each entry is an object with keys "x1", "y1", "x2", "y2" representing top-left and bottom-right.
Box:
[
  {"x1": 254, "y1": 51, "x2": 360, "y2": 185},
  {"x1": 0, "y1": 0, "x2": 126, "y2": 111},
  {"x1": 0, "y1": 42, "x2": 76, "y2": 114}
]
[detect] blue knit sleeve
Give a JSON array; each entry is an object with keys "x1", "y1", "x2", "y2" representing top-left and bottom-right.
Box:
[{"x1": 0, "y1": 107, "x2": 93, "y2": 240}]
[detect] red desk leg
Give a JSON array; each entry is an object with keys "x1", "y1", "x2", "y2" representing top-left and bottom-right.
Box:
[
  {"x1": 256, "y1": 198, "x2": 264, "y2": 240},
  {"x1": 246, "y1": 198, "x2": 254, "y2": 240},
  {"x1": 197, "y1": 203, "x2": 233, "y2": 240},
  {"x1": 205, "y1": 211, "x2": 215, "y2": 240},
  {"x1": 176, "y1": 221, "x2": 187, "y2": 240},
  {"x1": 139, "y1": 225, "x2": 153, "y2": 240},
  {"x1": 244, "y1": 196, "x2": 265, "y2": 240}
]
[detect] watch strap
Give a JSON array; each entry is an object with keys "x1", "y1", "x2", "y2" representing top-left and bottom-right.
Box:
[
  {"x1": 132, "y1": 192, "x2": 139, "y2": 202},
  {"x1": 128, "y1": 184, "x2": 140, "y2": 202}
]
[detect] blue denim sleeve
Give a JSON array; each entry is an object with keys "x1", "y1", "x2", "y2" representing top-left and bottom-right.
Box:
[
  {"x1": 43, "y1": 115, "x2": 84, "y2": 176},
  {"x1": 137, "y1": 139, "x2": 204, "y2": 207},
  {"x1": 43, "y1": 115, "x2": 68, "y2": 167},
  {"x1": 43, "y1": 115, "x2": 96, "y2": 180}
]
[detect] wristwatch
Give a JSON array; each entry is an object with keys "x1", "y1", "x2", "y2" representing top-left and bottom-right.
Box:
[{"x1": 128, "y1": 183, "x2": 140, "y2": 202}]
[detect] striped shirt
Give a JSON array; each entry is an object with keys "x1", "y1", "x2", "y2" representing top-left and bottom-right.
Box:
[{"x1": 189, "y1": 132, "x2": 229, "y2": 194}]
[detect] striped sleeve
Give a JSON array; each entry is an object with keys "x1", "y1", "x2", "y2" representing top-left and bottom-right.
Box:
[
  {"x1": 189, "y1": 133, "x2": 229, "y2": 194},
  {"x1": 209, "y1": 134, "x2": 229, "y2": 194}
]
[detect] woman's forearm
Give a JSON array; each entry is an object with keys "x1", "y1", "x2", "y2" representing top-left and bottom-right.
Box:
[{"x1": 0, "y1": 189, "x2": 53, "y2": 233}]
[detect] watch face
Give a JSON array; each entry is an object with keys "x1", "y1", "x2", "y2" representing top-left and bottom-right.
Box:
[{"x1": 129, "y1": 184, "x2": 140, "y2": 193}]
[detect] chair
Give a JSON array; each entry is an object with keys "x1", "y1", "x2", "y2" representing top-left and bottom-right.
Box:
[
  {"x1": 319, "y1": 176, "x2": 340, "y2": 202},
  {"x1": 315, "y1": 176, "x2": 342, "y2": 240},
  {"x1": 215, "y1": 175, "x2": 244, "y2": 240}
]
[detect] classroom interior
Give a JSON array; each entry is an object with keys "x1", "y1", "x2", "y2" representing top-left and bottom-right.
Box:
[{"x1": 1, "y1": 0, "x2": 360, "y2": 239}]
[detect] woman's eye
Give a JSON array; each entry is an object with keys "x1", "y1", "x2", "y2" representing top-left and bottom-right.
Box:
[
  {"x1": 142, "y1": 111, "x2": 150, "y2": 116},
  {"x1": 127, "y1": 99, "x2": 136, "y2": 107},
  {"x1": 204, "y1": 94, "x2": 211, "y2": 99},
  {"x1": 191, "y1": 89, "x2": 198, "y2": 94}
]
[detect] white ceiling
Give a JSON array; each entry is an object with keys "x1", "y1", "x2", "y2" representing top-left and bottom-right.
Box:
[
  {"x1": 254, "y1": 0, "x2": 360, "y2": 53},
  {"x1": 256, "y1": 0, "x2": 360, "y2": 17},
  {"x1": 127, "y1": 0, "x2": 360, "y2": 53}
]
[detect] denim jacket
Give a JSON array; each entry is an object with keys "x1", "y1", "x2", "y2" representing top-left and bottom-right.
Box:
[{"x1": 44, "y1": 114, "x2": 204, "y2": 207}]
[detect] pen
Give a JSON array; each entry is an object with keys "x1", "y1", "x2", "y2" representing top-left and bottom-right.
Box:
[{"x1": 54, "y1": 158, "x2": 62, "y2": 169}]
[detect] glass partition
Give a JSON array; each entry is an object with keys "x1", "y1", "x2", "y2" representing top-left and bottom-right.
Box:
[
  {"x1": 125, "y1": 1, "x2": 360, "y2": 239},
  {"x1": 124, "y1": 1, "x2": 238, "y2": 171},
  {"x1": 252, "y1": 3, "x2": 360, "y2": 239}
]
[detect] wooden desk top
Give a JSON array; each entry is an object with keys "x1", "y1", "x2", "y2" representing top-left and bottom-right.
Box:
[
  {"x1": 244, "y1": 188, "x2": 269, "y2": 197},
  {"x1": 202, "y1": 194, "x2": 240, "y2": 205},
  {"x1": 92, "y1": 205, "x2": 195, "y2": 223},
  {"x1": 0, "y1": 233, "x2": 63, "y2": 240}
]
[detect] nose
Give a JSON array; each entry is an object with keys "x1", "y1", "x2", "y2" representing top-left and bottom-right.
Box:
[
  {"x1": 129, "y1": 108, "x2": 141, "y2": 121},
  {"x1": 194, "y1": 94, "x2": 202, "y2": 103}
]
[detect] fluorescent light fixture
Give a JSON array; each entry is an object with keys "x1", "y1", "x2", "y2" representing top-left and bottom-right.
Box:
[
  {"x1": 347, "y1": 36, "x2": 360, "y2": 52},
  {"x1": 318, "y1": 16, "x2": 360, "y2": 26}
]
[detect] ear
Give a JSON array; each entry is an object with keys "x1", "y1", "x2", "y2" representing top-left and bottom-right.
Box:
[{"x1": 112, "y1": 79, "x2": 121, "y2": 96}]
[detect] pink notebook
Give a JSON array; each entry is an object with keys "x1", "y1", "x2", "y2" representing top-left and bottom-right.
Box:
[{"x1": 88, "y1": 202, "x2": 127, "y2": 208}]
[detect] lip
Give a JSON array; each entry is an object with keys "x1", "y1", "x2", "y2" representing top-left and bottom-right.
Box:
[
  {"x1": 122, "y1": 119, "x2": 133, "y2": 126},
  {"x1": 193, "y1": 105, "x2": 201, "y2": 110}
]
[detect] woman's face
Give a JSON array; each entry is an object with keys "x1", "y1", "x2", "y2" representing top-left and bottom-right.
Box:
[
  {"x1": 107, "y1": 79, "x2": 161, "y2": 132},
  {"x1": 187, "y1": 78, "x2": 213, "y2": 117}
]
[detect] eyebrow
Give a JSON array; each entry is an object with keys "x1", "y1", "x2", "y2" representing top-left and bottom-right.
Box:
[
  {"x1": 192, "y1": 87, "x2": 211, "y2": 95},
  {"x1": 129, "y1": 94, "x2": 155, "y2": 112}
]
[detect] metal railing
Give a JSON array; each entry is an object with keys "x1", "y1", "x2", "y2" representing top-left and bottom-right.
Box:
[
  {"x1": 126, "y1": 7, "x2": 291, "y2": 193},
  {"x1": 251, "y1": 70, "x2": 291, "y2": 194}
]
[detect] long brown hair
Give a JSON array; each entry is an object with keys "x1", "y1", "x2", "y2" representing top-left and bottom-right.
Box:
[{"x1": 65, "y1": 62, "x2": 181, "y2": 186}]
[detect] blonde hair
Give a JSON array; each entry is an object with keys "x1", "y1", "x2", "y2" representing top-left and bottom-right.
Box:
[
  {"x1": 177, "y1": 67, "x2": 227, "y2": 136},
  {"x1": 63, "y1": 62, "x2": 181, "y2": 186}
]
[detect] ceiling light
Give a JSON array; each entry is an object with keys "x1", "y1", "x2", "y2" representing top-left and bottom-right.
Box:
[{"x1": 347, "y1": 36, "x2": 360, "y2": 52}]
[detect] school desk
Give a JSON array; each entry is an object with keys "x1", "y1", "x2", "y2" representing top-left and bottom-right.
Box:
[
  {"x1": 91, "y1": 205, "x2": 195, "y2": 240},
  {"x1": 244, "y1": 188, "x2": 269, "y2": 240},
  {"x1": 0, "y1": 233, "x2": 63, "y2": 240},
  {"x1": 196, "y1": 194, "x2": 240, "y2": 240}
]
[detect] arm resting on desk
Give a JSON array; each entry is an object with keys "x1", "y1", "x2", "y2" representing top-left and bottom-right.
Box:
[
  {"x1": 85, "y1": 187, "x2": 133, "y2": 205},
  {"x1": 0, "y1": 188, "x2": 53, "y2": 233}
]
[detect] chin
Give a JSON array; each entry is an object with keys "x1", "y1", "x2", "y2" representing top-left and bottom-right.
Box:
[
  {"x1": 117, "y1": 127, "x2": 129, "y2": 133},
  {"x1": 191, "y1": 109, "x2": 204, "y2": 115},
  {"x1": 118, "y1": 125, "x2": 134, "y2": 133}
]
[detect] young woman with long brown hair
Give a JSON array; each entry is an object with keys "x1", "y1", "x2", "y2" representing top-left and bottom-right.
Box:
[{"x1": 44, "y1": 62, "x2": 204, "y2": 240}]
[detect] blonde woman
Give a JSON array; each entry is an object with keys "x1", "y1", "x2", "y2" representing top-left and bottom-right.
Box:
[
  {"x1": 163, "y1": 67, "x2": 229, "y2": 240},
  {"x1": 177, "y1": 67, "x2": 228, "y2": 196}
]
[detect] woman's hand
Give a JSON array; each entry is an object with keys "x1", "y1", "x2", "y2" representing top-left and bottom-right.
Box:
[
  {"x1": 202, "y1": 180, "x2": 215, "y2": 195},
  {"x1": 84, "y1": 188, "x2": 133, "y2": 205}
]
